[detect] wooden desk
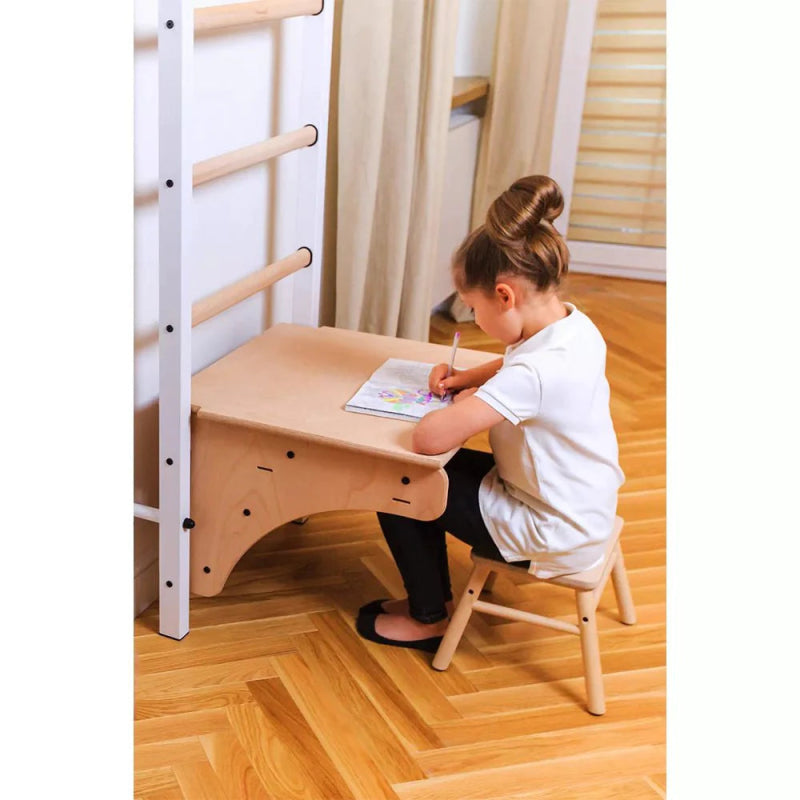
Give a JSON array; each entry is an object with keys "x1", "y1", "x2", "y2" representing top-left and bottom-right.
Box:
[{"x1": 189, "y1": 324, "x2": 497, "y2": 595}]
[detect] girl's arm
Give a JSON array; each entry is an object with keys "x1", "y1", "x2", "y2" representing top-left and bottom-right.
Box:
[{"x1": 412, "y1": 395, "x2": 504, "y2": 455}]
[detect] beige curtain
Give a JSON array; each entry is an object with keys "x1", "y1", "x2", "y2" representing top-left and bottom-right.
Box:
[
  {"x1": 323, "y1": 0, "x2": 459, "y2": 341},
  {"x1": 471, "y1": 0, "x2": 568, "y2": 227}
]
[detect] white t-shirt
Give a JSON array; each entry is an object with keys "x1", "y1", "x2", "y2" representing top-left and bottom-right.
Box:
[{"x1": 474, "y1": 303, "x2": 624, "y2": 578}]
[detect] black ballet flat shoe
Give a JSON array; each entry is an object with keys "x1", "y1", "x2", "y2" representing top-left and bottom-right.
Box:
[
  {"x1": 355, "y1": 613, "x2": 443, "y2": 654},
  {"x1": 357, "y1": 598, "x2": 391, "y2": 616}
]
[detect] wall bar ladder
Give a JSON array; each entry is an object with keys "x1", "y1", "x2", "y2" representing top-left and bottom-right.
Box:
[{"x1": 144, "y1": 0, "x2": 333, "y2": 639}]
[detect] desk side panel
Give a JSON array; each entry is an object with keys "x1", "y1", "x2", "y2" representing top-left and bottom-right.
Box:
[{"x1": 190, "y1": 416, "x2": 449, "y2": 596}]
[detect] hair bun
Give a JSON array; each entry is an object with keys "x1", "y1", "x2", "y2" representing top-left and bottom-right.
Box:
[{"x1": 485, "y1": 175, "x2": 564, "y2": 246}]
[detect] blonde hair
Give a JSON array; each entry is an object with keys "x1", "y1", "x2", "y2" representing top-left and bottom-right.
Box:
[{"x1": 454, "y1": 175, "x2": 570, "y2": 294}]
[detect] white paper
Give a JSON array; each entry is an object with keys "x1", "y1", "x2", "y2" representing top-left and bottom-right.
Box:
[{"x1": 345, "y1": 358, "x2": 453, "y2": 421}]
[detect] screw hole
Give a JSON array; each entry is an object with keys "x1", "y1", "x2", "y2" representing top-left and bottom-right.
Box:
[
  {"x1": 401, "y1": 476, "x2": 410, "y2": 485},
  {"x1": 166, "y1": 324, "x2": 174, "y2": 332},
  {"x1": 243, "y1": 508, "x2": 251, "y2": 516},
  {"x1": 203, "y1": 566, "x2": 211, "y2": 574},
  {"x1": 286, "y1": 451, "x2": 295, "y2": 459},
  {"x1": 166, "y1": 19, "x2": 174, "y2": 28},
  {"x1": 468, "y1": 589, "x2": 474, "y2": 595},
  {"x1": 166, "y1": 581, "x2": 173, "y2": 588},
  {"x1": 166, "y1": 179, "x2": 174, "y2": 188},
  {"x1": 582, "y1": 616, "x2": 589, "y2": 623},
  {"x1": 166, "y1": 458, "x2": 173, "y2": 465}
]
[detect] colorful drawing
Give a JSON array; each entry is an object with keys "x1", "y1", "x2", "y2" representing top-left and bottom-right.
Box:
[
  {"x1": 377, "y1": 388, "x2": 436, "y2": 408},
  {"x1": 346, "y1": 359, "x2": 450, "y2": 421}
]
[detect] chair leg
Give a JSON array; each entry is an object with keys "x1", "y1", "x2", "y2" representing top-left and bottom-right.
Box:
[
  {"x1": 611, "y1": 544, "x2": 637, "y2": 625},
  {"x1": 481, "y1": 571, "x2": 497, "y2": 594},
  {"x1": 576, "y1": 590, "x2": 605, "y2": 715},
  {"x1": 432, "y1": 562, "x2": 491, "y2": 671}
]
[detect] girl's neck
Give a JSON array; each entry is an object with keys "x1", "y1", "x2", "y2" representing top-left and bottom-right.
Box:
[{"x1": 516, "y1": 292, "x2": 569, "y2": 342}]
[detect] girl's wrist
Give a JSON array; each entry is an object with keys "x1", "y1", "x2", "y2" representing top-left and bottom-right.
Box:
[{"x1": 452, "y1": 367, "x2": 474, "y2": 390}]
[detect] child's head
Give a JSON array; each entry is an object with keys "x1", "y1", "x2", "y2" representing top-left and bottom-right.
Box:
[{"x1": 452, "y1": 175, "x2": 569, "y2": 343}]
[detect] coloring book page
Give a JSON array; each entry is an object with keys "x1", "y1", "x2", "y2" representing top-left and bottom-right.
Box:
[{"x1": 345, "y1": 359, "x2": 453, "y2": 422}]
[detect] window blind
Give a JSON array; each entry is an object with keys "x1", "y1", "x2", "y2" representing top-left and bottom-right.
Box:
[{"x1": 568, "y1": 0, "x2": 666, "y2": 248}]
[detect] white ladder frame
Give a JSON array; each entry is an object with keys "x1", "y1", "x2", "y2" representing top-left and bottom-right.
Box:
[{"x1": 135, "y1": 0, "x2": 333, "y2": 640}]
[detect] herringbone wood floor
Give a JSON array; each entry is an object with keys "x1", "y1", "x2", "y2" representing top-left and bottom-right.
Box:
[{"x1": 134, "y1": 273, "x2": 666, "y2": 800}]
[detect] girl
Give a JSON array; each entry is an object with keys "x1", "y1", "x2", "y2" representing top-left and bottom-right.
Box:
[{"x1": 356, "y1": 175, "x2": 625, "y2": 653}]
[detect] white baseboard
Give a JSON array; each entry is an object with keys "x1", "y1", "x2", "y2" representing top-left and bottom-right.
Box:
[
  {"x1": 570, "y1": 262, "x2": 666, "y2": 282},
  {"x1": 567, "y1": 240, "x2": 666, "y2": 283}
]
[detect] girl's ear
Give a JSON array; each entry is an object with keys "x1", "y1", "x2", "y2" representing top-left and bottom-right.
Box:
[{"x1": 495, "y1": 282, "x2": 516, "y2": 308}]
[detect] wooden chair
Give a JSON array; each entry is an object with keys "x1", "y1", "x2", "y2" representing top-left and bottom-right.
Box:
[{"x1": 432, "y1": 517, "x2": 635, "y2": 715}]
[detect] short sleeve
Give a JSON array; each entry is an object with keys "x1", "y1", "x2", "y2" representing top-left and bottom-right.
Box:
[{"x1": 474, "y1": 361, "x2": 543, "y2": 425}]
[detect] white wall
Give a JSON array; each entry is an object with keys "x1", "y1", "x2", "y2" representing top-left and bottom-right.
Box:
[
  {"x1": 133, "y1": 0, "x2": 320, "y2": 613},
  {"x1": 454, "y1": 0, "x2": 499, "y2": 76}
]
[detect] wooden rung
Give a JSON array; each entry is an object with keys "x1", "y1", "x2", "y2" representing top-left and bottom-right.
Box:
[
  {"x1": 133, "y1": 503, "x2": 159, "y2": 524},
  {"x1": 192, "y1": 248, "x2": 311, "y2": 327},
  {"x1": 134, "y1": 127, "x2": 317, "y2": 205},
  {"x1": 195, "y1": 0, "x2": 323, "y2": 33},
  {"x1": 193, "y1": 126, "x2": 317, "y2": 188},
  {"x1": 471, "y1": 600, "x2": 581, "y2": 635}
]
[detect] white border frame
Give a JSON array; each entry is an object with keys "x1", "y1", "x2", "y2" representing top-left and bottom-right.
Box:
[{"x1": 549, "y1": 0, "x2": 665, "y2": 282}]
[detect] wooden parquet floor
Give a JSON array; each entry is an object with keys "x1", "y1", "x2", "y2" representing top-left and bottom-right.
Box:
[{"x1": 134, "y1": 273, "x2": 666, "y2": 800}]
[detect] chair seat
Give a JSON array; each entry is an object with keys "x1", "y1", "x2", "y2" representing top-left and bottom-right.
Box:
[{"x1": 472, "y1": 515, "x2": 624, "y2": 592}]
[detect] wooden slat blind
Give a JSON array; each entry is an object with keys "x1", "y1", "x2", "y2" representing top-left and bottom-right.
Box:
[{"x1": 568, "y1": 0, "x2": 665, "y2": 248}]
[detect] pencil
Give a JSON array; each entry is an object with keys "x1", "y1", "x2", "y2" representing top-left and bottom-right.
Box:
[{"x1": 443, "y1": 331, "x2": 460, "y2": 400}]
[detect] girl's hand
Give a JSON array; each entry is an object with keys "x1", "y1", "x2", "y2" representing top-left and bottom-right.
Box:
[
  {"x1": 452, "y1": 387, "x2": 478, "y2": 404},
  {"x1": 428, "y1": 363, "x2": 462, "y2": 397}
]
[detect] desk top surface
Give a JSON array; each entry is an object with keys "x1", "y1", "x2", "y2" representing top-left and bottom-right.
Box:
[{"x1": 191, "y1": 324, "x2": 498, "y2": 468}]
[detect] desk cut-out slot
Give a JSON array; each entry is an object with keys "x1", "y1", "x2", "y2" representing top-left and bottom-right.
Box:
[
  {"x1": 257, "y1": 465, "x2": 273, "y2": 472},
  {"x1": 392, "y1": 497, "x2": 411, "y2": 505}
]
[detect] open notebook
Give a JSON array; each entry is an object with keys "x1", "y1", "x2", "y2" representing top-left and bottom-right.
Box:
[{"x1": 345, "y1": 358, "x2": 453, "y2": 422}]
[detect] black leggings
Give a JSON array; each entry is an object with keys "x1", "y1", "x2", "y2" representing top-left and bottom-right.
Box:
[{"x1": 376, "y1": 448, "x2": 508, "y2": 624}]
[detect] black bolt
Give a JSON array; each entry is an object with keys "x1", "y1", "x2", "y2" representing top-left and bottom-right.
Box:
[
  {"x1": 582, "y1": 617, "x2": 589, "y2": 623},
  {"x1": 401, "y1": 476, "x2": 410, "y2": 485},
  {"x1": 182, "y1": 517, "x2": 195, "y2": 530},
  {"x1": 166, "y1": 179, "x2": 174, "y2": 187},
  {"x1": 203, "y1": 566, "x2": 211, "y2": 574},
  {"x1": 468, "y1": 589, "x2": 474, "y2": 595},
  {"x1": 166, "y1": 324, "x2": 174, "y2": 332},
  {"x1": 166, "y1": 581, "x2": 173, "y2": 588},
  {"x1": 243, "y1": 508, "x2": 251, "y2": 516},
  {"x1": 166, "y1": 458, "x2": 173, "y2": 465},
  {"x1": 166, "y1": 19, "x2": 174, "y2": 28},
  {"x1": 287, "y1": 451, "x2": 295, "y2": 459}
]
